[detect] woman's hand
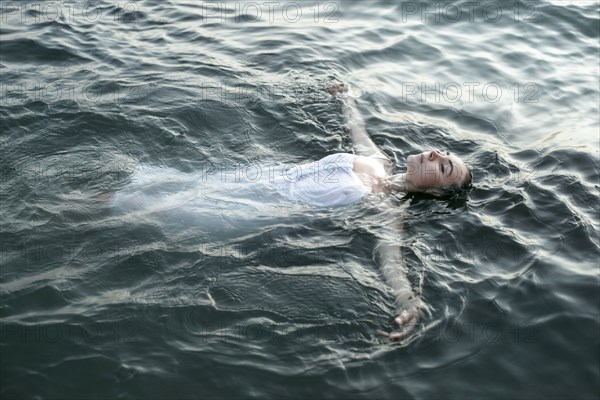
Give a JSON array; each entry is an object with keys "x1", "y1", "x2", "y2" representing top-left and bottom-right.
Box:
[
  {"x1": 378, "y1": 306, "x2": 423, "y2": 342},
  {"x1": 326, "y1": 82, "x2": 349, "y2": 97}
]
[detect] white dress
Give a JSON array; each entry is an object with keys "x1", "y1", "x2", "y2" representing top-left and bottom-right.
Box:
[
  {"x1": 273, "y1": 153, "x2": 371, "y2": 207},
  {"x1": 110, "y1": 153, "x2": 371, "y2": 237}
]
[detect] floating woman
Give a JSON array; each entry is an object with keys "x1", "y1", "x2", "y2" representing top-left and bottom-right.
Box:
[{"x1": 106, "y1": 83, "x2": 472, "y2": 341}]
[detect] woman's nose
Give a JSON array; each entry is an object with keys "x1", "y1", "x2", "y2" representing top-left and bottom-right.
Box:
[{"x1": 429, "y1": 150, "x2": 440, "y2": 160}]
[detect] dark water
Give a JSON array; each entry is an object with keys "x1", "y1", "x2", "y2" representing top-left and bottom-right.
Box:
[{"x1": 1, "y1": 0, "x2": 599, "y2": 398}]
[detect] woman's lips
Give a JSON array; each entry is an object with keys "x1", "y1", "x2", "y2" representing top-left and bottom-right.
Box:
[{"x1": 420, "y1": 154, "x2": 423, "y2": 163}]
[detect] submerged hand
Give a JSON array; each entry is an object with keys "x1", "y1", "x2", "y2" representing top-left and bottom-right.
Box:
[
  {"x1": 378, "y1": 307, "x2": 422, "y2": 342},
  {"x1": 326, "y1": 82, "x2": 349, "y2": 97}
]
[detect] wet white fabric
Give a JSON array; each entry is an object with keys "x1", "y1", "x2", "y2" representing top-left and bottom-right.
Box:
[
  {"x1": 273, "y1": 153, "x2": 371, "y2": 207},
  {"x1": 109, "y1": 153, "x2": 370, "y2": 238},
  {"x1": 110, "y1": 163, "x2": 295, "y2": 240},
  {"x1": 112, "y1": 153, "x2": 370, "y2": 213}
]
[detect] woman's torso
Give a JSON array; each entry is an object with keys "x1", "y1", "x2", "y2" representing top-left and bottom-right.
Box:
[
  {"x1": 273, "y1": 153, "x2": 390, "y2": 207},
  {"x1": 351, "y1": 154, "x2": 392, "y2": 194},
  {"x1": 111, "y1": 153, "x2": 392, "y2": 215}
]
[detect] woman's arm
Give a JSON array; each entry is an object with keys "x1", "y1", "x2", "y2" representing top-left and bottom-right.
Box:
[
  {"x1": 373, "y1": 207, "x2": 426, "y2": 340},
  {"x1": 328, "y1": 84, "x2": 391, "y2": 161}
]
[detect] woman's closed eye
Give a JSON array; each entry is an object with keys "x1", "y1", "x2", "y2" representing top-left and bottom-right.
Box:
[{"x1": 441, "y1": 161, "x2": 453, "y2": 175}]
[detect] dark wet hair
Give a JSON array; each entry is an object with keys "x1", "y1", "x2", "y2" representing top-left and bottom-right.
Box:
[
  {"x1": 432, "y1": 164, "x2": 473, "y2": 196},
  {"x1": 399, "y1": 165, "x2": 473, "y2": 209},
  {"x1": 444, "y1": 164, "x2": 473, "y2": 195},
  {"x1": 424, "y1": 165, "x2": 474, "y2": 200},
  {"x1": 403, "y1": 177, "x2": 472, "y2": 209},
  {"x1": 461, "y1": 166, "x2": 473, "y2": 189}
]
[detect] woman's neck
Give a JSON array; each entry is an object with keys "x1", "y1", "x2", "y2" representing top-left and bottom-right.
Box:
[{"x1": 384, "y1": 173, "x2": 418, "y2": 193}]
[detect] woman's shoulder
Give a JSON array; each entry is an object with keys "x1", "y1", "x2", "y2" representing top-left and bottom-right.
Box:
[
  {"x1": 364, "y1": 154, "x2": 394, "y2": 174},
  {"x1": 318, "y1": 152, "x2": 393, "y2": 173},
  {"x1": 349, "y1": 154, "x2": 394, "y2": 179},
  {"x1": 318, "y1": 152, "x2": 358, "y2": 165}
]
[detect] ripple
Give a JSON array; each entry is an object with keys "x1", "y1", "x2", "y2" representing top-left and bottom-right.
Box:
[
  {"x1": 1, "y1": 0, "x2": 599, "y2": 398},
  {"x1": 0, "y1": 38, "x2": 91, "y2": 64}
]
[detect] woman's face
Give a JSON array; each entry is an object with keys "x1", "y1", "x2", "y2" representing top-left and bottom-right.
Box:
[{"x1": 405, "y1": 150, "x2": 469, "y2": 192}]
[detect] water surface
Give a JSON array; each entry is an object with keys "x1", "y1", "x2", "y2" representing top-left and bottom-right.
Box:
[{"x1": 1, "y1": 1, "x2": 599, "y2": 398}]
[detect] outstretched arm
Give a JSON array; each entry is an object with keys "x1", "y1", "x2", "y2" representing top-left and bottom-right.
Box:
[
  {"x1": 328, "y1": 84, "x2": 391, "y2": 161},
  {"x1": 373, "y1": 208, "x2": 427, "y2": 340}
]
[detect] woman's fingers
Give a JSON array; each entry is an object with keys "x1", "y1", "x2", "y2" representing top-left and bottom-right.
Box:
[
  {"x1": 377, "y1": 328, "x2": 414, "y2": 342},
  {"x1": 377, "y1": 330, "x2": 401, "y2": 340},
  {"x1": 377, "y1": 309, "x2": 422, "y2": 342},
  {"x1": 326, "y1": 82, "x2": 349, "y2": 96},
  {"x1": 395, "y1": 309, "x2": 419, "y2": 327}
]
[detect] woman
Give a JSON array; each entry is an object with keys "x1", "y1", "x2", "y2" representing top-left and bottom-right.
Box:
[
  {"x1": 318, "y1": 83, "x2": 472, "y2": 340},
  {"x1": 108, "y1": 83, "x2": 472, "y2": 341},
  {"x1": 323, "y1": 83, "x2": 472, "y2": 198}
]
